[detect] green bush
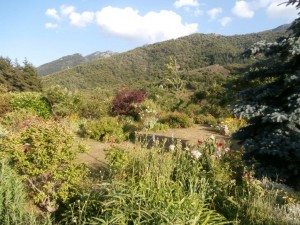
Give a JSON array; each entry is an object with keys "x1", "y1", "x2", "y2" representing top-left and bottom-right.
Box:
[
  {"x1": 44, "y1": 85, "x2": 81, "y2": 117},
  {"x1": 149, "y1": 122, "x2": 169, "y2": 132},
  {"x1": 194, "y1": 113, "x2": 220, "y2": 126},
  {"x1": 159, "y1": 112, "x2": 192, "y2": 128},
  {"x1": 77, "y1": 90, "x2": 112, "y2": 119},
  {"x1": 1, "y1": 119, "x2": 87, "y2": 212},
  {"x1": 9, "y1": 92, "x2": 51, "y2": 119},
  {"x1": 79, "y1": 117, "x2": 127, "y2": 143}
]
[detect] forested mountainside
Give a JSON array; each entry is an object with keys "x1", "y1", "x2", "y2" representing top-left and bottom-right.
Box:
[
  {"x1": 37, "y1": 51, "x2": 117, "y2": 76},
  {"x1": 42, "y1": 29, "x2": 288, "y2": 90}
]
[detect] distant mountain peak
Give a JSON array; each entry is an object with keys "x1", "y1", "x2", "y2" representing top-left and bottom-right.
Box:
[{"x1": 37, "y1": 51, "x2": 118, "y2": 76}]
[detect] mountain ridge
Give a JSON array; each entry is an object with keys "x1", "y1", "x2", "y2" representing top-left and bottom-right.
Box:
[
  {"x1": 42, "y1": 25, "x2": 289, "y2": 90},
  {"x1": 37, "y1": 51, "x2": 117, "y2": 76}
]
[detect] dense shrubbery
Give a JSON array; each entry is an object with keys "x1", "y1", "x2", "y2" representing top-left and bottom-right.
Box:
[
  {"x1": 77, "y1": 89, "x2": 113, "y2": 119},
  {"x1": 0, "y1": 3, "x2": 299, "y2": 223},
  {"x1": 9, "y1": 92, "x2": 51, "y2": 118},
  {"x1": 79, "y1": 117, "x2": 128, "y2": 143},
  {"x1": 0, "y1": 118, "x2": 87, "y2": 212}
]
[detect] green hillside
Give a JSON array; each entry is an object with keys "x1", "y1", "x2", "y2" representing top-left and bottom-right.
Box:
[
  {"x1": 42, "y1": 30, "x2": 287, "y2": 90},
  {"x1": 37, "y1": 51, "x2": 117, "y2": 76}
]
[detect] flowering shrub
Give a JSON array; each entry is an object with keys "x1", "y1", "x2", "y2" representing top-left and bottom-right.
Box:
[
  {"x1": 137, "y1": 99, "x2": 160, "y2": 130},
  {"x1": 213, "y1": 117, "x2": 247, "y2": 135}
]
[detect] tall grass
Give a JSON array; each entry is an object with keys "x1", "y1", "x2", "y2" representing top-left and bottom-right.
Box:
[
  {"x1": 0, "y1": 159, "x2": 45, "y2": 225},
  {"x1": 58, "y1": 138, "x2": 300, "y2": 224},
  {"x1": 60, "y1": 144, "x2": 229, "y2": 224}
]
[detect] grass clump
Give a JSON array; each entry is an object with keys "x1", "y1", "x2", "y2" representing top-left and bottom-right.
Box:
[{"x1": 0, "y1": 159, "x2": 45, "y2": 225}]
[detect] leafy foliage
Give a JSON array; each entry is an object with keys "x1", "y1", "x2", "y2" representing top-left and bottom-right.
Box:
[
  {"x1": 77, "y1": 89, "x2": 113, "y2": 119},
  {"x1": 232, "y1": 2, "x2": 300, "y2": 186},
  {"x1": 159, "y1": 112, "x2": 193, "y2": 128},
  {"x1": 44, "y1": 85, "x2": 81, "y2": 117},
  {"x1": 79, "y1": 117, "x2": 127, "y2": 143},
  {"x1": 1, "y1": 119, "x2": 87, "y2": 212},
  {"x1": 111, "y1": 88, "x2": 146, "y2": 118},
  {"x1": 9, "y1": 92, "x2": 51, "y2": 119}
]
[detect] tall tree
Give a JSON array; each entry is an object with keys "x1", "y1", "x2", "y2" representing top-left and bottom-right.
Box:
[
  {"x1": 0, "y1": 57, "x2": 41, "y2": 92},
  {"x1": 232, "y1": 1, "x2": 300, "y2": 186}
]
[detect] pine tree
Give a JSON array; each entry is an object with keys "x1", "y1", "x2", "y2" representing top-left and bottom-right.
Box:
[{"x1": 232, "y1": 1, "x2": 300, "y2": 186}]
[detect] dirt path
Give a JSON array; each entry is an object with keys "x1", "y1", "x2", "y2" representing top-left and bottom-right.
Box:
[
  {"x1": 77, "y1": 125, "x2": 227, "y2": 168},
  {"x1": 138, "y1": 124, "x2": 227, "y2": 145}
]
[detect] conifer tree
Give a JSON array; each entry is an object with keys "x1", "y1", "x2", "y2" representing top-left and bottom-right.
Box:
[{"x1": 232, "y1": 1, "x2": 300, "y2": 186}]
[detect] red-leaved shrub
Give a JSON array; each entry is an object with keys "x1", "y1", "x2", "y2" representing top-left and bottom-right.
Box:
[{"x1": 112, "y1": 88, "x2": 146, "y2": 118}]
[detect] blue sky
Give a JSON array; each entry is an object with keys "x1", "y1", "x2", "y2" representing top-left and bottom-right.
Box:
[{"x1": 0, "y1": 0, "x2": 298, "y2": 66}]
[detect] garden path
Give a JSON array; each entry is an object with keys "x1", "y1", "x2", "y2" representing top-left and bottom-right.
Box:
[{"x1": 77, "y1": 124, "x2": 228, "y2": 169}]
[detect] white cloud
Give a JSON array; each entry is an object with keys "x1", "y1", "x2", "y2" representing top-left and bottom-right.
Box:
[
  {"x1": 45, "y1": 22, "x2": 59, "y2": 29},
  {"x1": 220, "y1": 17, "x2": 232, "y2": 27},
  {"x1": 69, "y1": 11, "x2": 94, "y2": 27},
  {"x1": 60, "y1": 5, "x2": 75, "y2": 16},
  {"x1": 96, "y1": 6, "x2": 198, "y2": 43},
  {"x1": 174, "y1": 0, "x2": 199, "y2": 8},
  {"x1": 266, "y1": 1, "x2": 298, "y2": 20},
  {"x1": 45, "y1": 8, "x2": 60, "y2": 20},
  {"x1": 207, "y1": 8, "x2": 223, "y2": 21},
  {"x1": 232, "y1": 1, "x2": 255, "y2": 18},
  {"x1": 232, "y1": 0, "x2": 298, "y2": 20}
]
